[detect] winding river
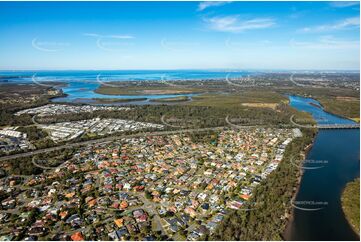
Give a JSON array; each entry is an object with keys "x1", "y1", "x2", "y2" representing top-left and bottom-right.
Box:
[{"x1": 286, "y1": 95, "x2": 360, "y2": 240}]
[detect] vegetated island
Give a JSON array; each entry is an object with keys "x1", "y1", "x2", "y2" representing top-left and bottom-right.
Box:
[
  {"x1": 149, "y1": 96, "x2": 190, "y2": 103},
  {"x1": 309, "y1": 102, "x2": 322, "y2": 109},
  {"x1": 94, "y1": 83, "x2": 203, "y2": 96},
  {"x1": 92, "y1": 98, "x2": 148, "y2": 103},
  {"x1": 341, "y1": 178, "x2": 360, "y2": 235}
]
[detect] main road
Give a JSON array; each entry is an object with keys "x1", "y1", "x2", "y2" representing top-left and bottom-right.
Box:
[
  {"x1": 0, "y1": 119, "x2": 309, "y2": 162},
  {"x1": 0, "y1": 126, "x2": 229, "y2": 162},
  {"x1": 290, "y1": 115, "x2": 360, "y2": 129}
]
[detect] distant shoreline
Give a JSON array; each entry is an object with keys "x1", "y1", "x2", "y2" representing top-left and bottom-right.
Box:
[
  {"x1": 94, "y1": 85, "x2": 203, "y2": 96},
  {"x1": 91, "y1": 97, "x2": 148, "y2": 103}
]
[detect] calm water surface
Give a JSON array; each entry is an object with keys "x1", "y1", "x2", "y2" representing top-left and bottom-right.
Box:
[
  {"x1": 287, "y1": 95, "x2": 360, "y2": 240},
  {"x1": 0, "y1": 70, "x2": 249, "y2": 103}
]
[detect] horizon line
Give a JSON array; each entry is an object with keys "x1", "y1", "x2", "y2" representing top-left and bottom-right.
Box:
[{"x1": 0, "y1": 68, "x2": 359, "y2": 72}]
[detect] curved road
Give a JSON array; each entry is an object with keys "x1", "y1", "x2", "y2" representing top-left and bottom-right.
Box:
[
  {"x1": 289, "y1": 74, "x2": 304, "y2": 87},
  {"x1": 31, "y1": 156, "x2": 68, "y2": 170}
]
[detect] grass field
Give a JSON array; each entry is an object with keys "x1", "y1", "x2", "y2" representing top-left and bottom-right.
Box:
[{"x1": 241, "y1": 103, "x2": 278, "y2": 109}]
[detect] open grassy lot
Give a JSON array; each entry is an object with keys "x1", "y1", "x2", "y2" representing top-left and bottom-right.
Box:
[{"x1": 241, "y1": 103, "x2": 278, "y2": 109}]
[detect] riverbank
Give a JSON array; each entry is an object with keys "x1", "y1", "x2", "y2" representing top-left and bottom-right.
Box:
[
  {"x1": 341, "y1": 178, "x2": 360, "y2": 235},
  {"x1": 280, "y1": 85, "x2": 359, "y2": 122},
  {"x1": 211, "y1": 127, "x2": 316, "y2": 240},
  {"x1": 317, "y1": 96, "x2": 359, "y2": 121},
  {"x1": 310, "y1": 96, "x2": 359, "y2": 123},
  {"x1": 282, "y1": 135, "x2": 317, "y2": 240},
  {"x1": 285, "y1": 95, "x2": 360, "y2": 240}
]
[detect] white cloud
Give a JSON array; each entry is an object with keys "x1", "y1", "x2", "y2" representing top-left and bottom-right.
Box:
[
  {"x1": 198, "y1": 1, "x2": 231, "y2": 11},
  {"x1": 301, "y1": 17, "x2": 360, "y2": 32},
  {"x1": 204, "y1": 15, "x2": 275, "y2": 33},
  {"x1": 83, "y1": 33, "x2": 100, "y2": 37},
  {"x1": 107, "y1": 35, "x2": 134, "y2": 39},
  {"x1": 329, "y1": 1, "x2": 359, "y2": 8},
  {"x1": 290, "y1": 36, "x2": 359, "y2": 50}
]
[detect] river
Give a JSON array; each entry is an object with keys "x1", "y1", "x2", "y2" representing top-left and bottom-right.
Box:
[{"x1": 286, "y1": 95, "x2": 360, "y2": 240}]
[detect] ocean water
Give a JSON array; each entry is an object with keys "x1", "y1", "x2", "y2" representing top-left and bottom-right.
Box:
[
  {"x1": 0, "y1": 70, "x2": 251, "y2": 81},
  {"x1": 0, "y1": 70, "x2": 250, "y2": 102}
]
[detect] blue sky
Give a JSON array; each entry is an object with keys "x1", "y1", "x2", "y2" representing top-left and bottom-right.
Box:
[{"x1": 0, "y1": 1, "x2": 359, "y2": 70}]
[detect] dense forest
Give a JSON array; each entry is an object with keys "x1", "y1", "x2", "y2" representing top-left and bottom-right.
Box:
[{"x1": 210, "y1": 128, "x2": 316, "y2": 241}]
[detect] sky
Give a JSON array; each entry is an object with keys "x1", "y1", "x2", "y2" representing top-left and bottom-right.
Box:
[{"x1": 0, "y1": 1, "x2": 359, "y2": 70}]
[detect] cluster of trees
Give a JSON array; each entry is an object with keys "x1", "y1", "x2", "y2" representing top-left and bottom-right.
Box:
[
  {"x1": 16, "y1": 126, "x2": 55, "y2": 149},
  {"x1": 341, "y1": 178, "x2": 360, "y2": 235},
  {"x1": 17, "y1": 126, "x2": 47, "y2": 141},
  {"x1": 210, "y1": 128, "x2": 316, "y2": 241},
  {"x1": 189, "y1": 130, "x2": 219, "y2": 144},
  {"x1": 0, "y1": 109, "x2": 33, "y2": 127},
  {"x1": 0, "y1": 83, "x2": 67, "y2": 126},
  {"x1": 3, "y1": 156, "x2": 43, "y2": 176},
  {"x1": 0, "y1": 94, "x2": 53, "y2": 127},
  {"x1": 2, "y1": 147, "x2": 76, "y2": 176},
  {"x1": 36, "y1": 148, "x2": 75, "y2": 167}
]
